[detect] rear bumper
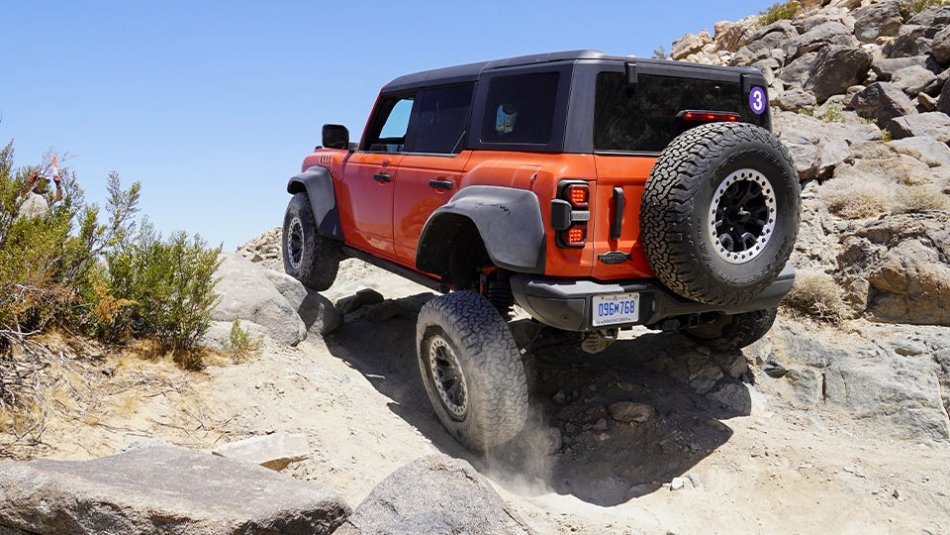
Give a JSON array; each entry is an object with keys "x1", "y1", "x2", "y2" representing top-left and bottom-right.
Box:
[{"x1": 510, "y1": 263, "x2": 795, "y2": 332}]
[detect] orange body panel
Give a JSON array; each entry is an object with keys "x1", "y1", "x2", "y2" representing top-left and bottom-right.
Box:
[{"x1": 303, "y1": 148, "x2": 659, "y2": 282}]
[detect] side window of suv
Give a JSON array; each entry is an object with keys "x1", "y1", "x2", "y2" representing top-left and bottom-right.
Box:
[
  {"x1": 480, "y1": 72, "x2": 559, "y2": 145},
  {"x1": 410, "y1": 84, "x2": 474, "y2": 154},
  {"x1": 363, "y1": 95, "x2": 415, "y2": 152}
]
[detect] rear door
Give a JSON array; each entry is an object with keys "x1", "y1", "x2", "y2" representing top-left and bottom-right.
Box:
[
  {"x1": 341, "y1": 94, "x2": 414, "y2": 260},
  {"x1": 393, "y1": 83, "x2": 475, "y2": 267}
]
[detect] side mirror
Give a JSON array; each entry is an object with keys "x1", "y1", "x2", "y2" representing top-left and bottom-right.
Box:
[{"x1": 322, "y1": 124, "x2": 350, "y2": 150}]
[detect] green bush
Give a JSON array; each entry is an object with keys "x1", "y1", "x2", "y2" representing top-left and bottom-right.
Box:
[
  {"x1": 221, "y1": 320, "x2": 263, "y2": 363},
  {"x1": 759, "y1": 1, "x2": 800, "y2": 25},
  {"x1": 0, "y1": 140, "x2": 221, "y2": 371},
  {"x1": 906, "y1": 0, "x2": 949, "y2": 13}
]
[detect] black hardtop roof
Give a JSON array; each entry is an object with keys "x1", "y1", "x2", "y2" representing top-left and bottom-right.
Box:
[{"x1": 381, "y1": 50, "x2": 760, "y2": 92}]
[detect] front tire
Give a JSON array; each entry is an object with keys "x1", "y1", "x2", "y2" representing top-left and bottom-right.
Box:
[
  {"x1": 416, "y1": 291, "x2": 528, "y2": 452},
  {"x1": 683, "y1": 308, "x2": 778, "y2": 351},
  {"x1": 282, "y1": 193, "x2": 340, "y2": 291}
]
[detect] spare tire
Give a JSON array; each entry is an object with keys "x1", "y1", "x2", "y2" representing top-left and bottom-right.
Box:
[{"x1": 640, "y1": 122, "x2": 800, "y2": 306}]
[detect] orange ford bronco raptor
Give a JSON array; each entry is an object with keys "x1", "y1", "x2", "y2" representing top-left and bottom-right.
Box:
[{"x1": 283, "y1": 50, "x2": 800, "y2": 451}]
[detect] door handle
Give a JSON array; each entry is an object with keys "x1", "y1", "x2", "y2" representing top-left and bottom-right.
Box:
[
  {"x1": 373, "y1": 172, "x2": 392, "y2": 183},
  {"x1": 428, "y1": 178, "x2": 454, "y2": 191}
]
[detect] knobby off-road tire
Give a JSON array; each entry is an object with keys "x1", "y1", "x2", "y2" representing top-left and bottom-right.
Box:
[
  {"x1": 416, "y1": 291, "x2": 528, "y2": 452},
  {"x1": 282, "y1": 192, "x2": 340, "y2": 291},
  {"x1": 684, "y1": 308, "x2": 778, "y2": 351},
  {"x1": 641, "y1": 122, "x2": 800, "y2": 306}
]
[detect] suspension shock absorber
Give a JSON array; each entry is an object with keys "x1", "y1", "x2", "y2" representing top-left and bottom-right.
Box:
[{"x1": 479, "y1": 267, "x2": 514, "y2": 320}]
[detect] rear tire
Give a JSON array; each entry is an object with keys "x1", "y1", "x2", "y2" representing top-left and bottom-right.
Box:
[
  {"x1": 282, "y1": 193, "x2": 340, "y2": 291},
  {"x1": 416, "y1": 291, "x2": 528, "y2": 452},
  {"x1": 683, "y1": 308, "x2": 778, "y2": 351}
]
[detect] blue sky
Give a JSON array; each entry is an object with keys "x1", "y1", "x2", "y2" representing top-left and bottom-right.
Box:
[{"x1": 2, "y1": 1, "x2": 770, "y2": 249}]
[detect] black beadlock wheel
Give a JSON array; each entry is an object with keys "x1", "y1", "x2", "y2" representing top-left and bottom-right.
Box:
[
  {"x1": 416, "y1": 291, "x2": 528, "y2": 452},
  {"x1": 640, "y1": 122, "x2": 800, "y2": 306},
  {"x1": 684, "y1": 308, "x2": 778, "y2": 351},
  {"x1": 282, "y1": 192, "x2": 340, "y2": 291}
]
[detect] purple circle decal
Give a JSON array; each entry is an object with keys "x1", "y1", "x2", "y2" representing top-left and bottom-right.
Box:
[{"x1": 749, "y1": 86, "x2": 767, "y2": 116}]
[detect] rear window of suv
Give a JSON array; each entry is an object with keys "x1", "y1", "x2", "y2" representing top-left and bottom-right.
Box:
[
  {"x1": 594, "y1": 72, "x2": 767, "y2": 153},
  {"x1": 480, "y1": 72, "x2": 559, "y2": 145}
]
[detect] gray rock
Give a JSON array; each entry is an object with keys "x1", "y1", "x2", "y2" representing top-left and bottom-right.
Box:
[
  {"x1": 671, "y1": 30, "x2": 712, "y2": 60},
  {"x1": 837, "y1": 212, "x2": 950, "y2": 325},
  {"x1": 212, "y1": 432, "x2": 311, "y2": 471},
  {"x1": 905, "y1": 5, "x2": 950, "y2": 35},
  {"x1": 262, "y1": 269, "x2": 342, "y2": 336},
  {"x1": 607, "y1": 401, "x2": 654, "y2": 423},
  {"x1": 789, "y1": 21, "x2": 854, "y2": 61},
  {"x1": 939, "y1": 78, "x2": 950, "y2": 115},
  {"x1": 202, "y1": 319, "x2": 268, "y2": 352},
  {"x1": 779, "y1": 52, "x2": 819, "y2": 87},
  {"x1": 850, "y1": 82, "x2": 918, "y2": 127},
  {"x1": 336, "y1": 455, "x2": 536, "y2": 535},
  {"x1": 773, "y1": 111, "x2": 879, "y2": 180},
  {"x1": 892, "y1": 65, "x2": 938, "y2": 96},
  {"x1": 890, "y1": 136, "x2": 950, "y2": 167},
  {"x1": 887, "y1": 112, "x2": 950, "y2": 143},
  {"x1": 871, "y1": 56, "x2": 929, "y2": 81},
  {"x1": 774, "y1": 87, "x2": 817, "y2": 111},
  {"x1": 883, "y1": 25, "x2": 932, "y2": 58},
  {"x1": 853, "y1": 1, "x2": 904, "y2": 43},
  {"x1": 0, "y1": 445, "x2": 349, "y2": 535},
  {"x1": 364, "y1": 299, "x2": 402, "y2": 322},
  {"x1": 705, "y1": 383, "x2": 751, "y2": 413},
  {"x1": 934, "y1": 26, "x2": 950, "y2": 65},
  {"x1": 335, "y1": 288, "x2": 385, "y2": 314},
  {"x1": 805, "y1": 45, "x2": 873, "y2": 103},
  {"x1": 918, "y1": 92, "x2": 938, "y2": 112},
  {"x1": 213, "y1": 253, "x2": 307, "y2": 346}
]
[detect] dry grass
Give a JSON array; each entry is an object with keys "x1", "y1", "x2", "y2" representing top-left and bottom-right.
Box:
[
  {"x1": 783, "y1": 270, "x2": 850, "y2": 323},
  {"x1": 824, "y1": 179, "x2": 895, "y2": 219},
  {"x1": 895, "y1": 185, "x2": 950, "y2": 213}
]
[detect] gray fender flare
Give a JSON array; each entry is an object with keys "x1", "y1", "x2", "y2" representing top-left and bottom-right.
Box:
[
  {"x1": 416, "y1": 185, "x2": 546, "y2": 274},
  {"x1": 286, "y1": 166, "x2": 343, "y2": 240}
]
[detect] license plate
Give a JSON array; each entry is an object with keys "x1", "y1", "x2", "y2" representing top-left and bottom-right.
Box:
[{"x1": 592, "y1": 293, "x2": 640, "y2": 327}]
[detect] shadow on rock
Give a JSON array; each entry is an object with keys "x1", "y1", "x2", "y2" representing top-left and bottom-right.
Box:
[{"x1": 323, "y1": 292, "x2": 751, "y2": 507}]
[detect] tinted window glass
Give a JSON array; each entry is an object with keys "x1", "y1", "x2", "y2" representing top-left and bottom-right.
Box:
[
  {"x1": 594, "y1": 72, "x2": 767, "y2": 152},
  {"x1": 481, "y1": 72, "x2": 559, "y2": 145},
  {"x1": 364, "y1": 95, "x2": 414, "y2": 152},
  {"x1": 411, "y1": 84, "x2": 474, "y2": 154}
]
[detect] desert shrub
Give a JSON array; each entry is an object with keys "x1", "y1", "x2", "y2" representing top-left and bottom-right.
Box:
[
  {"x1": 906, "y1": 0, "x2": 949, "y2": 13},
  {"x1": 881, "y1": 129, "x2": 893, "y2": 142},
  {"x1": 824, "y1": 179, "x2": 895, "y2": 219},
  {"x1": 652, "y1": 46, "x2": 668, "y2": 60},
  {"x1": 784, "y1": 270, "x2": 849, "y2": 323},
  {"x1": 1, "y1": 140, "x2": 221, "y2": 371},
  {"x1": 759, "y1": 1, "x2": 800, "y2": 25},
  {"x1": 221, "y1": 320, "x2": 263, "y2": 363},
  {"x1": 895, "y1": 185, "x2": 950, "y2": 213},
  {"x1": 107, "y1": 230, "x2": 221, "y2": 369}
]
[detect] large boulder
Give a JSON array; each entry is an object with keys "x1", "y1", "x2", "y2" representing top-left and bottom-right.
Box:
[
  {"x1": 849, "y1": 82, "x2": 918, "y2": 127},
  {"x1": 671, "y1": 30, "x2": 712, "y2": 60},
  {"x1": 753, "y1": 321, "x2": 950, "y2": 441},
  {"x1": 934, "y1": 26, "x2": 950, "y2": 65},
  {"x1": 887, "y1": 112, "x2": 950, "y2": 143},
  {"x1": 870, "y1": 55, "x2": 929, "y2": 81},
  {"x1": 905, "y1": 5, "x2": 950, "y2": 35},
  {"x1": 773, "y1": 110, "x2": 880, "y2": 180},
  {"x1": 788, "y1": 21, "x2": 854, "y2": 61},
  {"x1": 891, "y1": 65, "x2": 938, "y2": 96},
  {"x1": 938, "y1": 79, "x2": 950, "y2": 115},
  {"x1": 890, "y1": 136, "x2": 950, "y2": 167},
  {"x1": 836, "y1": 212, "x2": 950, "y2": 326},
  {"x1": 883, "y1": 25, "x2": 932, "y2": 58},
  {"x1": 213, "y1": 253, "x2": 307, "y2": 345},
  {"x1": 853, "y1": 0, "x2": 904, "y2": 43},
  {"x1": 336, "y1": 455, "x2": 536, "y2": 535},
  {"x1": 779, "y1": 51, "x2": 819, "y2": 87},
  {"x1": 262, "y1": 269, "x2": 342, "y2": 336},
  {"x1": 0, "y1": 445, "x2": 350, "y2": 535},
  {"x1": 805, "y1": 45, "x2": 872, "y2": 103}
]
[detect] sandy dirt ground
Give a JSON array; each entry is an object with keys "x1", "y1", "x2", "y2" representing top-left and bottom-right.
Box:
[{"x1": 13, "y1": 258, "x2": 950, "y2": 535}]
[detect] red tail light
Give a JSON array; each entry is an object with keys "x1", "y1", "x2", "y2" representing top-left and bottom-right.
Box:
[
  {"x1": 565, "y1": 184, "x2": 590, "y2": 208},
  {"x1": 681, "y1": 110, "x2": 740, "y2": 123},
  {"x1": 566, "y1": 225, "x2": 586, "y2": 246}
]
